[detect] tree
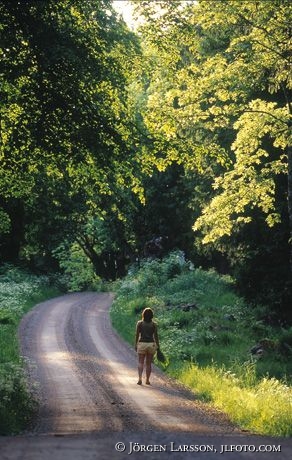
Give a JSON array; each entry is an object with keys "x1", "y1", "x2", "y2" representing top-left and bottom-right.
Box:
[
  {"x1": 0, "y1": 0, "x2": 141, "y2": 270},
  {"x1": 190, "y1": 0, "x2": 291, "y2": 262}
]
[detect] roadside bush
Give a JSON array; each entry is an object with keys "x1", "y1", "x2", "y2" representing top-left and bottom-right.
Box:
[
  {"x1": 278, "y1": 328, "x2": 292, "y2": 356},
  {"x1": 0, "y1": 363, "x2": 37, "y2": 434},
  {"x1": 53, "y1": 243, "x2": 102, "y2": 292},
  {"x1": 0, "y1": 265, "x2": 59, "y2": 434}
]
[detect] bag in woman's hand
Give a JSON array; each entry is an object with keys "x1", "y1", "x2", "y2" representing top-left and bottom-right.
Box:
[{"x1": 156, "y1": 348, "x2": 166, "y2": 363}]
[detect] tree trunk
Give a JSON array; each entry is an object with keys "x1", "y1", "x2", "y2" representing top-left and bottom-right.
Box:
[{"x1": 0, "y1": 199, "x2": 24, "y2": 262}]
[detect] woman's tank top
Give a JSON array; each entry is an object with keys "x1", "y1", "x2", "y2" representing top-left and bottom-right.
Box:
[{"x1": 137, "y1": 320, "x2": 156, "y2": 342}]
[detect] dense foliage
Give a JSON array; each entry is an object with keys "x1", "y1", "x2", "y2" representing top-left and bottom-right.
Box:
[
  {"x1": 0, "y1": 0, "x2": 291, "y2": 321},
  {"x1": 0, "y1": 0, "x2": 142, "y2": 277}
]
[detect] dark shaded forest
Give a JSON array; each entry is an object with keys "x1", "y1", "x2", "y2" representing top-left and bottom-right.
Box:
[{"x1": 0, "y1": 0, "x2": 291, "y2": 323}]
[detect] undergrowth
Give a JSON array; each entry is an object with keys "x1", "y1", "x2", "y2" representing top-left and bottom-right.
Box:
[
  {"x1": 110, "y1": 251, "x2": 292, "y2": 437},
  {"x1": 0, "y1": 265, "x2": 60, "y2": 434}
]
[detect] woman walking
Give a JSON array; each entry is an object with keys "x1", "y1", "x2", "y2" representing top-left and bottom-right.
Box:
[{"x1": 135, "y1": 307, "x2": 160, "y2": 385}]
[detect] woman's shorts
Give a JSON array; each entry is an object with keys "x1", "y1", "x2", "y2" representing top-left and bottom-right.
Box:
[{"x1": 137, "y1": 342, "x2": 157, "y2": 355}]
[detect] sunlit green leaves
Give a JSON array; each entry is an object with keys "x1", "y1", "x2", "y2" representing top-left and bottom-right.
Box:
[
  {"x1": 136, "y1": 0, "x2": 290, "y2": 240},
  {"x1": 194, "y1": 98, "x2": 289, "y2": 242}
]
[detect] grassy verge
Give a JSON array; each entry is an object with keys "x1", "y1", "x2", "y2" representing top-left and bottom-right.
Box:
[
  {"x1": 110, "y1": 252, "x2": 292, "y2": 437},
  {"x1": 0, "y1": 265, "x2": 60, "y2": 435}
]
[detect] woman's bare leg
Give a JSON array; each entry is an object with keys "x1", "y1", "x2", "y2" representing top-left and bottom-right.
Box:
[
  {"x1": 145, "y1": 353, "x2": 153, "y2": 384},
  {"x1": 137, "y1": 353, "x2": 145, "y2": 384}
]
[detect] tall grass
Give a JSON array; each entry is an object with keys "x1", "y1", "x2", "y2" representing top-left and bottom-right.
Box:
[
  {"x1": 0, "y1": 265, "x2": 60, "y2": 434},
  {"x1": 110, "y1": 252, "x2": 292, "y2": 437},
  {"x1": 173, "y1": 363, "x2": 292, "y2": 437}
]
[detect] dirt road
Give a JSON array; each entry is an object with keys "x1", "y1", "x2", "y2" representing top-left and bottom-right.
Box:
[{"x1": 0, "y1": 293, "x2": 291, "y2": 459}]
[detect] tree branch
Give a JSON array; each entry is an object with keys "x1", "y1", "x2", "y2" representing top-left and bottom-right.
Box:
[{"x1": 243, "y1": 109, "x2": 288, "y2": 126}]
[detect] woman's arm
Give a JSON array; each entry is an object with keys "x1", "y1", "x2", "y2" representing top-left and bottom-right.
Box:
[
  {"x1": 154, "y1": 324, "x2": 160, "y2": 349},
  {"x1": 135, "y1": 321, "x2": 140, "y2": 351}
]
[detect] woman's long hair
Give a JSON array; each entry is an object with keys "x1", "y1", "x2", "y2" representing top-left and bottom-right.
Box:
[{"x1": 142, "y1": 308, "x2": 153, "y2": 322}]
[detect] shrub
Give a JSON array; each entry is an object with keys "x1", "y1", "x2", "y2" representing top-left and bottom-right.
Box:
[
  {"x1": 53, "y1": 243, "x2": 102, "y2": 292},
  {"x1": 0, "y1": 265, "x2": 58, "y2": 434},
  {"x1": 278, "y1": 328, "x2": 292, "y2": 356},
  {"x1": 0, "y1": 363, "x2": 37, "y2": 435}
]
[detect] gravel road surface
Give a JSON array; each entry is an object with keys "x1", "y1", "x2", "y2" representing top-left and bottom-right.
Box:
[{"x1": 0, "y1": 292, "x2": 291, "y2": 459}]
